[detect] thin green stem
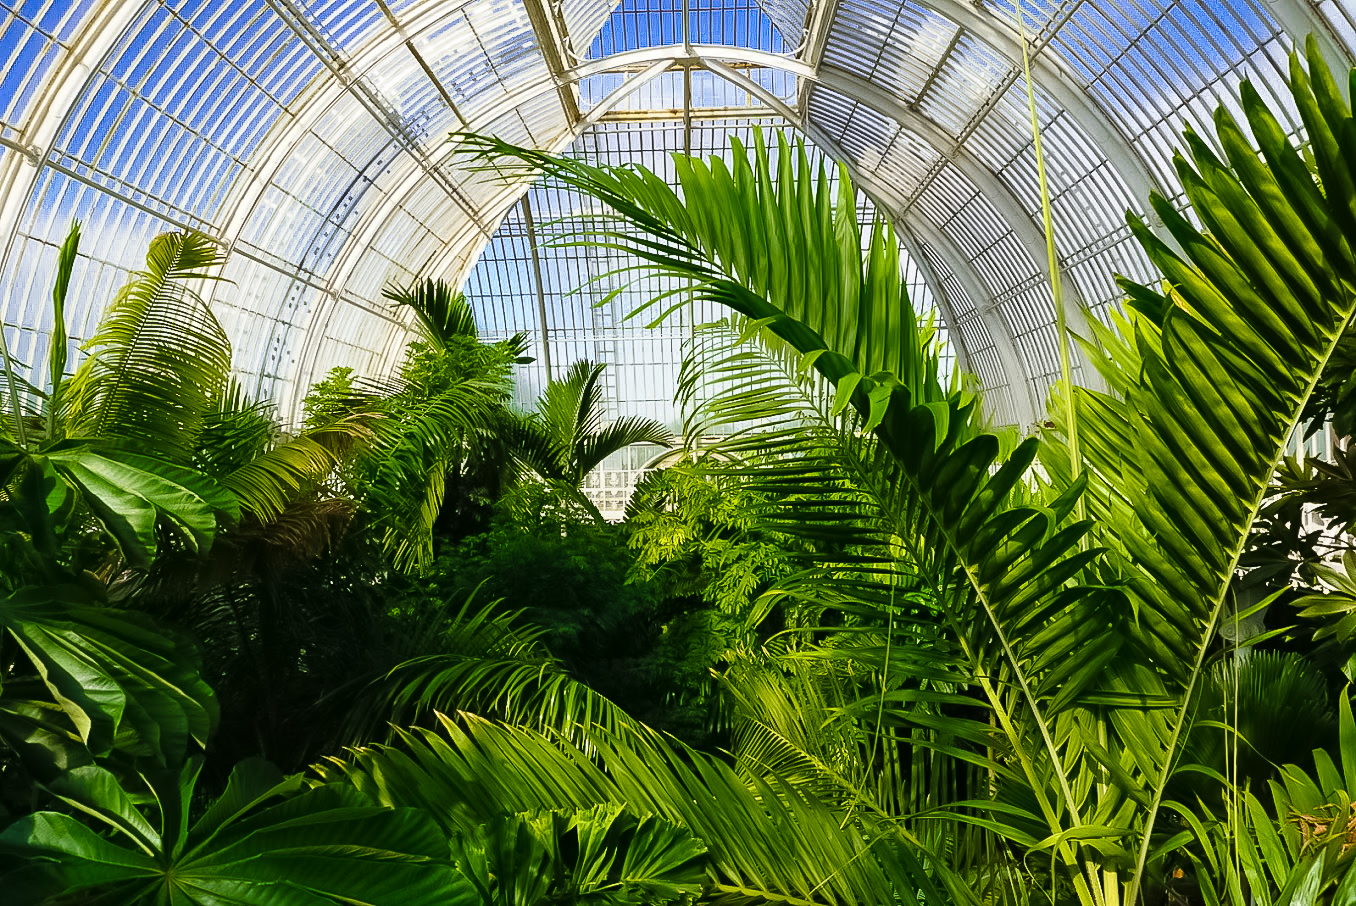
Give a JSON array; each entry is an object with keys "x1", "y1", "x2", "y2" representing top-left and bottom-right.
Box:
[{"x1": 1014, "y1": 0, "x2": 1083, "y2": 521}]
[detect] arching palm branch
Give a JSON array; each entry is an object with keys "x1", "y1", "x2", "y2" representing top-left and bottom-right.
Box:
[
  {"x1": 508, "y1": 360, "x2": 672, "y2": 521},
  {"x1": 384, "y1": 277, "x2": 482, "y2": 347},
  {"x1": 61, "y1": 231, "x2": 230, "y2": 463},
  {"x1": 463, "y1": 41, "x2": 1356, "y2": 905},
  {"x1": 319, "y1": 713, "x2": 947, "y2": 906}
]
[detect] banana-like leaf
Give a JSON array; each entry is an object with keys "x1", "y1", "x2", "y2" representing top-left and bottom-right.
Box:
[
  {"x1": 0, "y1": 757, "x2": 462, "y2": 906},
  {"x1": 0, "y1": 583, "x2": 217, "y2": 762},
  {"x1": 44, "y1": 220, "x2": 80, "y2": 444}
]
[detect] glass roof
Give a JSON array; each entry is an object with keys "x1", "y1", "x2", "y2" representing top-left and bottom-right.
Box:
[{"x1": 0, "y1": 0, "x2": 1352, "y2": 429}]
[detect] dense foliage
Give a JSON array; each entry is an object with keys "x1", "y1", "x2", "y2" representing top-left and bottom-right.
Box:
[{"x1": 4, "y1": 37, "x2": 1356, "y2": 906}]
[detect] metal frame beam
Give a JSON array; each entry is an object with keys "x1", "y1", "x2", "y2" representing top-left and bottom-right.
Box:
[
  {"x1": 521, "y1": 0, "x2": 584, "y2": 126},
  {"x1": 1263, "y1": 0, "x2": 1352, "y2": 66},
  {"x1": 796, "y1": 0, "x2": 841, "y2": 119},
  {"x1": 0, "y1": 0, "x2": 149, "y2": 305},
  {"x1": 811, "y1": 63, "x2": 1105, "y2": 391},
  {"x1": 520, "y1": 192, "x2": 556, "y2": 379},
  {"x1": 916, "y1": 0, "x2": 1162, "y2": 207}
]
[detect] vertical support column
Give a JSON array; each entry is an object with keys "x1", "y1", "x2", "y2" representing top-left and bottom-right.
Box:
[{"x1": 520, "y1": 194, "x2": 554, "y2": 380}]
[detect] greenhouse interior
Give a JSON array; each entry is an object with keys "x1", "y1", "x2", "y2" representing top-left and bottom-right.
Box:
[{"x1": 5, "y1": 0, "x2": 1356, "y2": 903}]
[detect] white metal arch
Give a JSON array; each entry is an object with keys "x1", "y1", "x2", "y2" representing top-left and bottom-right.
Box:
[
  {"x1": 855, "y1": 0, "x2": 1165, "y2": 210},
  {"x1": 0, "y1": 1, "x2": 150, "y2": 282},
  {"x1": 328, "y1": 45, "x2": 1119, "y2": 424}
]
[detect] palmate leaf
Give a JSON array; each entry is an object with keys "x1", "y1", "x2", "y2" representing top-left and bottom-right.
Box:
[
  {"x1": 0, "y1": 438, "x2": 238, "y2": 568},
  {"x1": 1038, "y1": 40, "x2": 1356, "y2": 900},
  {"x1": 0, "y1": 758, "x2": 461, "y2": 906},
  {"x1": 0, "y1": 583, "x2": 217, "y2": 763},
  {"x1": 62, "y1": 230, "x2": 230, "y2": 463},
  {"x1": 320, "y1": 713, "x2": 938, "y2": 906}
]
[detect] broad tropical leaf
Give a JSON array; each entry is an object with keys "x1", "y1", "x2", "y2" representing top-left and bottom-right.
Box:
[
  {"x1": 43, "y1": 443, "x2": 239, "y2": 566},
  {"x1": 0, "y1": 582, "x2": 217, "y2": 763},
  {"x1": 321, "y1": 713, "x2": 940, "y2": 906},
  {"x1": 0, "y1": 757, "x2": 461, "y2": 906}
]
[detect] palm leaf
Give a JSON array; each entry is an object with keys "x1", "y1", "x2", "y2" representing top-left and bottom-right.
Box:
[
  {"x1": 385, "y1": 277, "x2": 480, "y2": 346},
  {"x1": 333, "y1": 590, "x2": 645, "y2": 750},
  {"x1": 1033, "y1": 40, "x2": 1356, "y2": 901},
  {"x1": 62, "y1": 231, "x2": 230, "y2": 463},
  {"x1": 466, "y1": 129, "x2": 1126, "y2": 902},
  {"x1": 321, "y1": 713, "x2": 941, "y2": 906},
  {"x1": 510, "y1": 359, "x2": 673, "y2": 487}
]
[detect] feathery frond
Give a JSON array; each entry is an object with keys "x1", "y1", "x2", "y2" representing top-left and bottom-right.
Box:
[{"x1": 62, "y1": 231, "x2": 230, "y2": 463}]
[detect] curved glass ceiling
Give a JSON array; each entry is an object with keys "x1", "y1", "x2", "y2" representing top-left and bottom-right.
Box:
[{"x1": 1, "y1": 0, "x2": 1353, "y2": 431}]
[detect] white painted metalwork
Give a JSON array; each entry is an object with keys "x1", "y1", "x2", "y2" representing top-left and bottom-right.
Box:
[{"x1": 1, "y1": 0, "x2": 1353, "y2": 431}]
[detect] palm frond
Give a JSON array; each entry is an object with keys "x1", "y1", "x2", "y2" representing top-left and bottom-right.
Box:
[
  {"x1": 384, "y1": 278, "x2": 479, "y2": 346},
  {"x1": 510, "y1": 358, "x2": 672, "y2": 487},
  {"x1": 336, "y1": 591, "x2": 644, "y2": 749},
  {"x1": 467, "y1": 127, "x2": 1127, "y2": 902},
  {"x1": 354, "y1": 372, "x2": 510, "y2": 571},
  {"x1": 506, "y1": 416, "x2": 569, "y2": 483},
  {"x1": 1034, "y1": 41, "x2": 1356, "y2": 900},
  {"x1": 62, "y1": 231, "x2": 230, "y2": 463},
  {"x1": 321, "y1": 713, "x2": 948, "y2": 906},
  {"x1": 575, "y1": 416, "x2": 673, "y2": 477}
]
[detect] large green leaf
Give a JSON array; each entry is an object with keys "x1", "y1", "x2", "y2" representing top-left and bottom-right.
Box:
[
  {"x1": 0, "y1": 583, "x2": 217, "y2": 762},
  {"x1": 46, "y1": 443, "x2": 240, "y2": 566},
  {"x1": 322, "y1": 714, "x2": 935, "y2": 906},
  {"x1": 1035, "y1": 40, "x2": 1356, "y2": 901},
  {"x1": 0, "y1": 758, "x2": 461, "y2": 906},
  {"x1": 464, "y1": 129, "x2": 1123, "y2": 903}
]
